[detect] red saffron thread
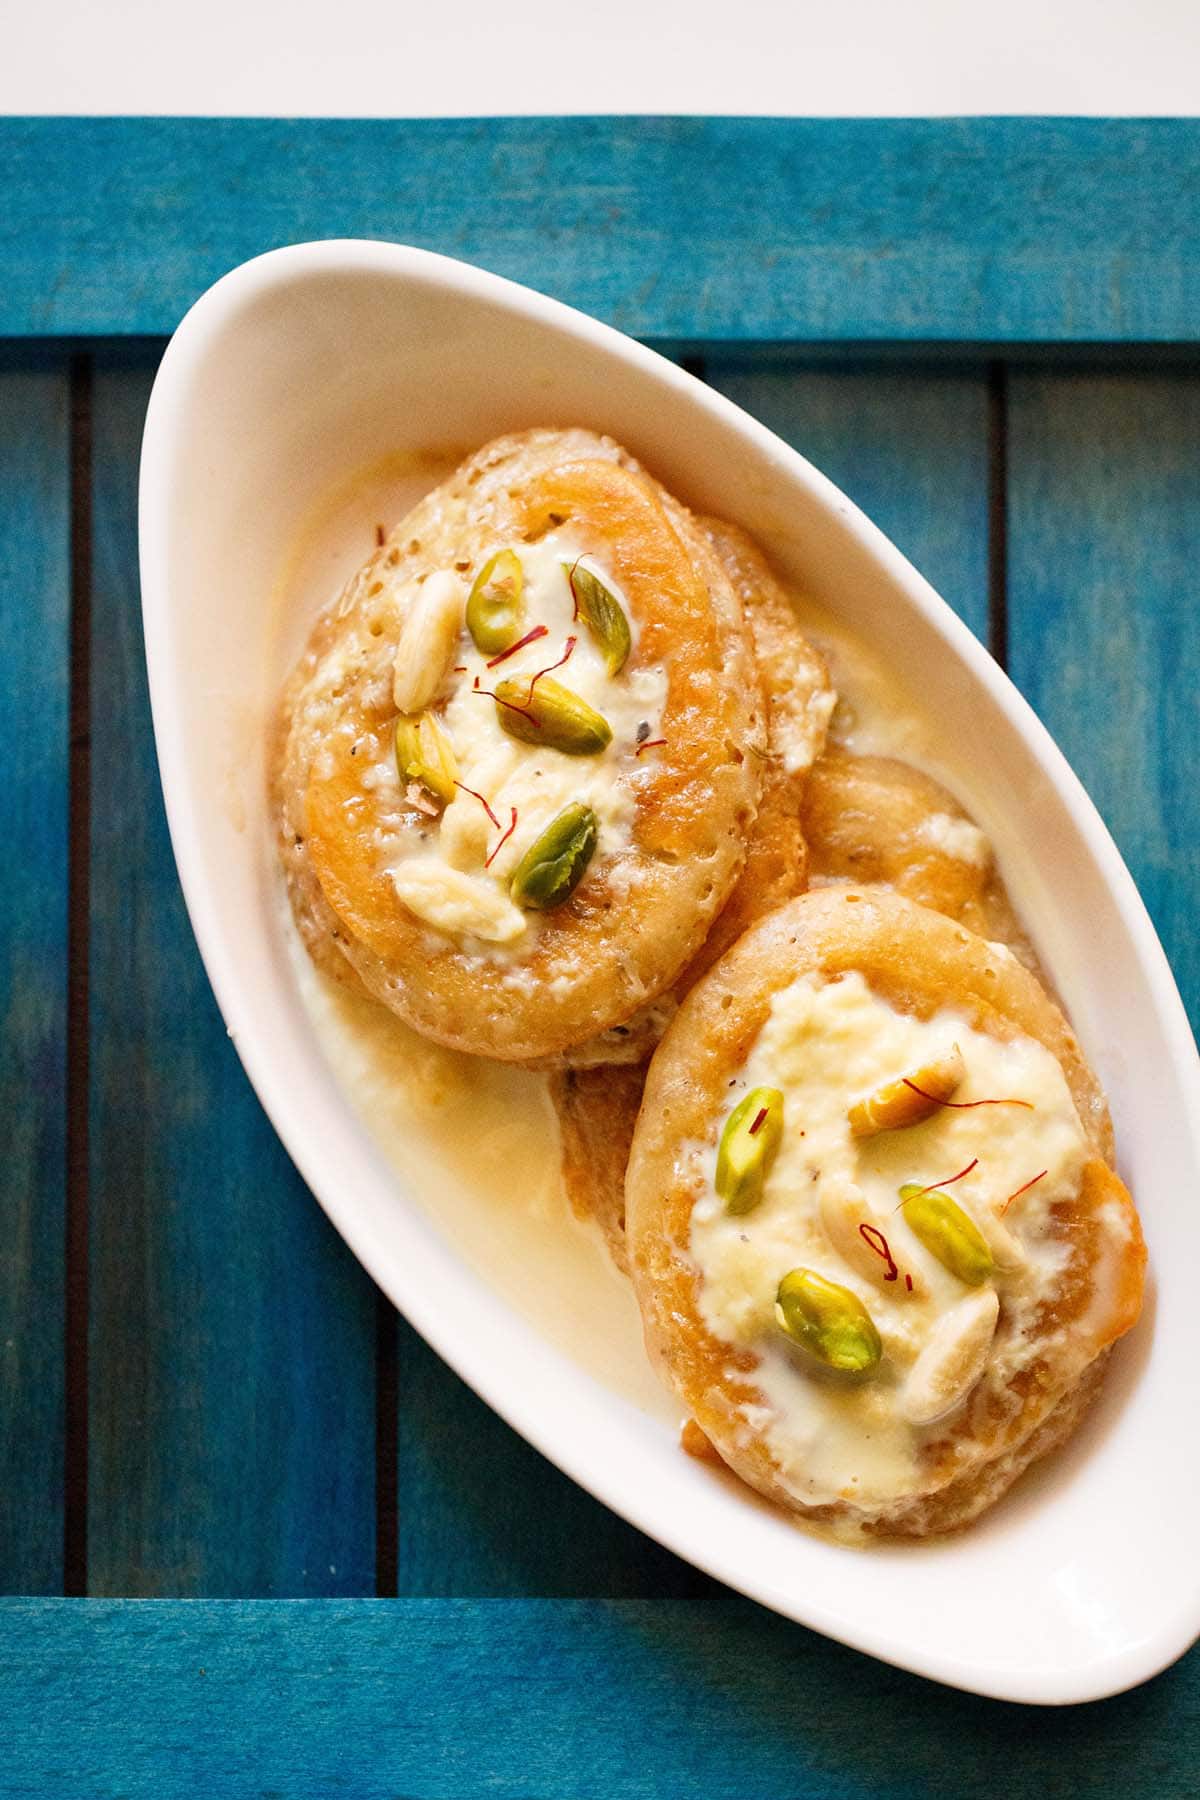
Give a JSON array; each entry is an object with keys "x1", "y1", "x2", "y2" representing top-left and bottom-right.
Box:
[
  {"x1": 454, "y1": 781, "x2": 501, "y2": 830},
  {"x1": 895, "y1": 1158, "x2": 980, "y2": 1212},
  {"x1": 902, "y1": 1078, "x2": 1034, "y2": 1113},
  {"x1": 524, "y1": 634, "x2": 576, "y2": 699},
  {"x1": 485, "y1": 806, "x2": 518, "y2": 870},
  {"x1": 1000, "y1": 1169, "x2": 1048, "y2": 1215},
  {"x1": 635, "y1": 738, "x2": 668, "y2": 756},
  {"x1": 452, "y1": 664, "x2": 468, "y2": 674},
  {"x1": 858, "y1": 1223, "x2": 899, "y2": 1282},
  {"x1": 472, "y1": 675, "x2": 542, "y2": 726},
  {"x1": 747, "y1": 1106, "x2": 769, "y2": 1138},
  {"x1": 375, "y1": 524, "x2": 385, "y2": 547},
  {"x1": 905, "y1": 1273, "x2": 914, "y2": 1292},
  {"x1": 485, "y1": 624, "x2": 549, "y2": 669}
]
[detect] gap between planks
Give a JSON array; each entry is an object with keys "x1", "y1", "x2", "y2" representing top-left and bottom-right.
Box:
[
  {"x1": 987, "y1": 361, "x2": 1010, "y2": 671},
  {"x1": 375, "y1": 1294, "x2": 399, "y2": 1597},
  {"x1": 63, "y1": 353, "x2": 92, "y2": 1597}
]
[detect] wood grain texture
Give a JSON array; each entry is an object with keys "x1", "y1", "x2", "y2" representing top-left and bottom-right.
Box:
[
  {"x1": 3, "y1": 119, "x2": 1200, "y2": 344},
  {"x1": 2, "y1": 1597, "x2": 1199, "y2": 1797},
  {"x1": 1007, "y1": 370, "x2": 1200, "y2": 1030},
  {"x1": 0, "y1": 367, "x2": 69, "y2": 1592},
  {"x1": 707, "y1": 364, "x2": 991, "y2": 639},
  {"x1": 85, "y1": 357, "x2": 379, "y2": 1596}
]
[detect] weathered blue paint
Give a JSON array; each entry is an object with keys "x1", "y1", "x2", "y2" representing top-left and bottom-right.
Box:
[
  {"x1": 394, "y1": 1318, "x2": 712, "y2": 1597},
  {"x1": 2, "y1": 1597, "x2": 1199, "y2": 1796},
  {"x1": 708, "y1": 363, "x2": 992, "y2": 640},
  {"x1": 2, "y1": 118, "x2": 1200, "y2": 344},
  {"x1": 1007, "y1": 369, "x2": 1200, "y2": 1033}
]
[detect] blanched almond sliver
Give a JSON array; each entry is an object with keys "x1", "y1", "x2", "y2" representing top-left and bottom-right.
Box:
[
  {"x1": 902, "y1": 1287, "x2": 999, "y2": 1426},
  {"x1": 392, "y1": 570, "x2": 466, "y2": 714},
  {"x1": 819, "y1": 1181, "x2": 923, "y2": 1297},
  {"x1": 391, "y1": 858, "x2": 525, "y2": 943}
]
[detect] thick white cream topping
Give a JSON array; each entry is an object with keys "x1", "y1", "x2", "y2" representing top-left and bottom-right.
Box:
[
  {"x1": 361, "y1": 538, "x2": 666, "y2": 951},
  {"x1": 689, "y1": 970, "x2": 1091, "y2": 1510}
]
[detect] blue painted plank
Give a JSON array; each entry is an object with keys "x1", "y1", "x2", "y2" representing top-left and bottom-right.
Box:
[
  {"x1": 1007, "y1": 370, "x2": 1200, "y2": 1030},
  {"x1": 86, "y1": 358, "x2": 380, "y2": 1596},
  {"x1": 707, "y1": 364, "x2": 991, "y2": 638},
  {"x1": 1, "y1": 1597, "x2": 1198, "y2": 1797},
  {"x1": 2, "y1": 119, "x2": 1200, "y2": 343},
  {"x1": 0, "y1": 367, "x2": 69, "y2": 1592},
  {"x1": 395, "y1": 1322, "x2": 711, "y2": 1596}
]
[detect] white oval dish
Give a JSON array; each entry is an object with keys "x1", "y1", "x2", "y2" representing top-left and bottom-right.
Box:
[{"x1": 139, "y1": 241, "x2": 1200, "y2": 1704}]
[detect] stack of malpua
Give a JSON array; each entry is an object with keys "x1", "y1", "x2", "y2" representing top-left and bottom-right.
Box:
[{"x1": 276, "y1": 428, "x2": 1145, "y2": 1542}]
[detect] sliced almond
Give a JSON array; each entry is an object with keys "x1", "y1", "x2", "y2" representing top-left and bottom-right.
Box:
[
  {"x1": 848, "y1": 1044, "x2": 964, "y2": 1137},
  {"x1": 901, "y1": 1287, "x2": 999, "y2": 1426},
  {"x1": 391, "y1": 858, "x2": 526, "y2": 943},
  {"x1": 819, "y1": 1180, "x2": 923, "y2": 1296},
  {"x1": 437, "y1": 794, "x2": 491, "y2": 872},
  {"x1": 392, "y1": 570, "x2": 466, "y2": 714}
]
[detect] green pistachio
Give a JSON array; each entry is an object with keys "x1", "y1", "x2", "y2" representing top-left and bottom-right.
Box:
[
  {"x1": 715, "y1": 1087, "x2": 785, "y2": 1215},
  {"x1": 395, "y1": 711, "x2": 458, "y2": 806},
  {"x1": 467, "y1": 549, "x2": 525, "y2": 654},
  {"x1": 898, "y1": 1184, "x2": 995, "y2": 1287},
  {"x1": 564, "y1": 560, "x2": 632, "y2": 676},
  {"x1": 493, "y1": 675, "x2": 612, "y2": 754},
  {"x1": 509, "y1": 803, "x2": 598, "y2": 910},
  {"x1": 775, "y1": 1268, "x2": 883, "y2": 1374}
]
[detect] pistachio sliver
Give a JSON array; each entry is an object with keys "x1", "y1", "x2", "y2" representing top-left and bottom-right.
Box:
[
  {"x1": 715, "y1": 1087, "x2": 784, "y2": 1215},
  {"x1": 395, "y1": 711, "x2": 458, "y2": 806},
  {"x1": 775, "y1": 1268, "x2": 882, "y2": 1374},
  {"x1": 493, "y1": 675, "x2": 612, "y2": 754},
  {"x1": 848, "y1": 1045, "x2": 965, "y2": 1137},
  {"x1": 467, "y1": 549, "x2": 525, "y2": 654},
  {"x1": 565, "y1": 560, "x2": 631, "y2": 676},
  {"x1": 509, "y1": 802, "x2": 598, "y2": 909},
  {"x1": 898, "y1": 1183, "x2": 994, "y2": 1286}
]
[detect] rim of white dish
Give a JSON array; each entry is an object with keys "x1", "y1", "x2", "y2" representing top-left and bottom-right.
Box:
[{"x1": 139, "y1": 238, "x2": 1200, "y2": 1705}]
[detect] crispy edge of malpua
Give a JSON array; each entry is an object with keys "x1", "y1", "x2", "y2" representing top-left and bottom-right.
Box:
[{"x1": 801, "y1": 745, "x2": 1044, "y2": 978}]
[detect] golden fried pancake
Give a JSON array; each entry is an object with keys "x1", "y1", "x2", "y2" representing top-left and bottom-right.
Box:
[
  {"x1": 803, "y1": 747, "x2": 1039, "y2": 971},
  {"x1": 276, "y1": 430, "x2": 762, "y2": 1062},
  {"x1": 625, "y1": 887, "x2": 1144, "y2": 1538}
]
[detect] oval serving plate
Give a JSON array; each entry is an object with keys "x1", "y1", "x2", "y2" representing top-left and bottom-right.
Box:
[{"x1": 139, "y1": 241, "x2": 1200, "y2": 1704}]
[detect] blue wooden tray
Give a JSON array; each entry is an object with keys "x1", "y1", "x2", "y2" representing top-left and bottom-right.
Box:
[{"x1": 1, "y1": 117, "x2": 1197, "y2": 1794}]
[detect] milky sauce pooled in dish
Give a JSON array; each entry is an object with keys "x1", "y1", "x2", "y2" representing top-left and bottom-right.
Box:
[
  {"x1": 690, "y1": 970, "x2": 1091, "y2": 1511},
  {"x1": 289, "y1": 921, "x2": 670, "y2": 1413}
]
